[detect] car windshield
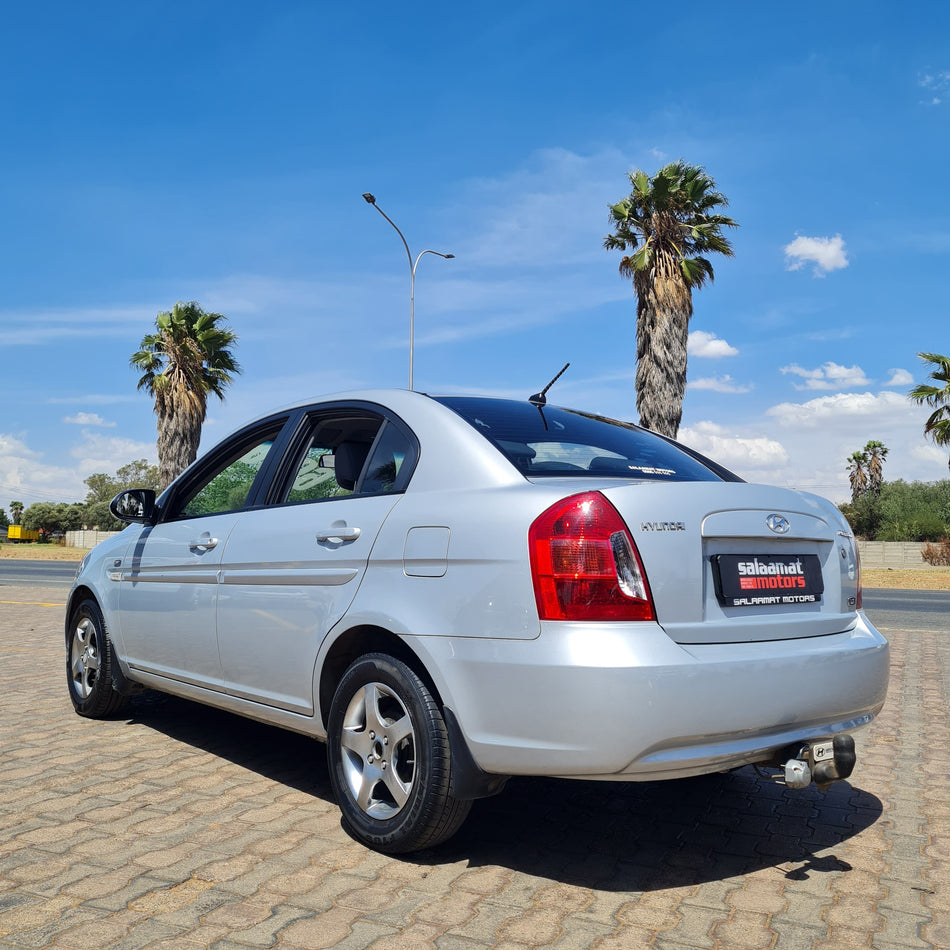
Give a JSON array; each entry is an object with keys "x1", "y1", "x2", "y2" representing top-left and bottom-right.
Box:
[{"x1": 434, "y1": 396, "x2": 738, "y2": 482}]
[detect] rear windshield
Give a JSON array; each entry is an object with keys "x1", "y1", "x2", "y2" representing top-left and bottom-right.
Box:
[{"x1": 434, "y1": 396, "x2": 739, "y2": 483}]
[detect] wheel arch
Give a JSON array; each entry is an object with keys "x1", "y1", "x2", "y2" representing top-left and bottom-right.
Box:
[
  {"x1": 318, "y1": 624, "x2": 508, "y2": 801},
  {"x1": 318, "y1": 624, "x2": 443, "y2": 728},
  {"x1": 65, "y1": 585, "x2": 97, "y2": 641}
]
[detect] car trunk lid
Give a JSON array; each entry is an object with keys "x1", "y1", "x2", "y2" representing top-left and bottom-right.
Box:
[{"x1": 598, "y1": 481, "x2": 859, "y2": 644}]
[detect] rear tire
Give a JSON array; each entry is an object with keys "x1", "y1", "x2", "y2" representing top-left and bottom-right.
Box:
[
  {"x1": 66, "y1": 598, "x2": 128, "y2": 718},
  {"x1": 327, "y1": 653, "x2": 471, "y2": 853}
]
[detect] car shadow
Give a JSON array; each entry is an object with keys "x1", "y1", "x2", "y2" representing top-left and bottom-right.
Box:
[
  {"x1": 124, "y1": 691, "x2": 882, "y2": 891},
  {"x1": 436, "y1": 770, "x2": 878, "y2": 890}
]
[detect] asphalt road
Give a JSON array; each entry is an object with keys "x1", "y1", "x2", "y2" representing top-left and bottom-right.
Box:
[
  {"x1": 0, "y1": 559, "x2": 80, "y2": 588},
  {"x1": 862, "y1": 588, "x2": 950, "y2": 633}
]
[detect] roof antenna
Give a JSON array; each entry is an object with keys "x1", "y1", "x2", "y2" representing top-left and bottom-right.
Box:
[{"x1": 529, "y1": 363, "x2": 570, "y2": 407}]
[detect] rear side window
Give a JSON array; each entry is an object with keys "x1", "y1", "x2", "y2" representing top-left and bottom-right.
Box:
[
  {"x1": 284, "y1": 415, "x2": 382, "y2": 502},
  {"x1": 434, "y1": 397, "x2": 738, "y2": 483},
  {"x1": 361, "y1": 422, "x2": 414, "y2": 494},
  {"x1": 278, "y1": 411, "x2": 419, "y2": 505}
]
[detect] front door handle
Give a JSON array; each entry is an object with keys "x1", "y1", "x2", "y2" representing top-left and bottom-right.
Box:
[
  {"x1": 316, "y1": 522, "x2": 361, "y2": 543},
  {"x1": 190, "y1": 534, "x2": 219, "y2": 551}
]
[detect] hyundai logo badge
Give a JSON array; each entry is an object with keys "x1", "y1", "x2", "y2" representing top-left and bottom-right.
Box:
[{"x1": 767, "y1": 514, "x2": 790, "y2": 534}]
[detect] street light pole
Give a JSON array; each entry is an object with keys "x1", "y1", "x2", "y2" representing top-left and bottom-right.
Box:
[{"x1": 362, "y1": 193, "x2": 454, "y2": 391}]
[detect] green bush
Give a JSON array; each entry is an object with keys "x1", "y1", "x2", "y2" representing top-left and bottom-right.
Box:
[
  {"x1": 877, "y1": 513, "x2": 949, "y2": 542},
  {"x1": 839, "y1": 479, "x2": 950, "y2": 541}
]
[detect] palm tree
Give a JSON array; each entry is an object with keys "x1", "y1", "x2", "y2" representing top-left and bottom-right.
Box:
[
  {"x1": 604, "y1": 160, "x2": 737, "y2": 437},
  {"x1": 909, "y1": 352, "x2": 950, "y2": 473},
  {"x1": 9, "y1": 500, "x2": 23, "y2": 525},
  {"x1": 863, "y1": 440, "x2": 888, "y2": 495},
  {"x1": 846, "y1": 451, "x2": 868, "y2": 503},
  {"x1": 130, "y1": 301, "x2": 241, "y2": 490}
]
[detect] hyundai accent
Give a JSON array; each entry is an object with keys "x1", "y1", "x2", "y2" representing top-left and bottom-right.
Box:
[{"x1": 66, "y1": 390, "x2": 889, "y2": 852}]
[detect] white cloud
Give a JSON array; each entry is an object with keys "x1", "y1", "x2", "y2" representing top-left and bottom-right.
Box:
[
  {"x1": 0, "y1": 306, "x2": 158, "y2": 346},
  {"x1": 780, "y1": 362, "x2": 869, "y2": 390},
  {"x1": 751, "y1": 390, "x2": 944, "y2": 500},
  {"x1": 885, "y1": 368, "x2": 914, "y2": 387},
  {"x1": 784, "y1": 234, "x2": 849, "y2": 276},
  {"x1": 451, "y1": 146, "x2": 629, "y2": 269},
  {"x1": 919, "y1": 70, "x2": 950, "y2": 105},
  {"x1": 688, "y1": 330, "x2": 738, "y2": 358},
  {"x1": 913, "y1": 444, "x2": 948, "y2": 467},
  {"x1": 64, "y1": 412, "x2": 115, "y2": 427},
  {"x1": 690, "y1": 375, "x2": 752, "y2": 394},
  {"x1": 676, "y1": 390, "x2": 941, "y2": 502},
  {"x1": 48, "y1": 394, "x2": 140, "y2": 406},
  {"x1": 68, "y1": 431, "x2": 156, "y2": 478},
  {"x1": 448, "y1": 144, "x2": 688, "y2": 275},
  {"x1": 0, "y1": 433, "x2": 85, "y2": 508},
  {"x1": 768, "y1": 390, "x2": 908, "y2": 428},
  {"x1": 678, "y1": 421, "x2": 788, "y2": 475},
  {"x1": 0, "y1": 433, "x2": 40, "y2": 461}
]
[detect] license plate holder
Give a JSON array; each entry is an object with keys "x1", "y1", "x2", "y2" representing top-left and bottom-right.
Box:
[{"x1": 712, "y1": 554, "x2": 824, "y2": 607}]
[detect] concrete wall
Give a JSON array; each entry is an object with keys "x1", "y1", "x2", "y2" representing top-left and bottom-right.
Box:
[
  {"x1": 66, "y1": 529, "x2": 120, "y2": 549},
  {"x1": 857, "y1": 540, "x2": 929, "y2": 569}
]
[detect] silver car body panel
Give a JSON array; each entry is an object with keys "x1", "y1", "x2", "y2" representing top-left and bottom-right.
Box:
[
  {"x1": 70, "y1": 388, "x2": 889, "y2": 783},
  {"x1": 214, "y1": 494, "x2": 400, "y2": 714},
  {"x1": 404, "y1": 613, "x2": 887, "y2": 779}
]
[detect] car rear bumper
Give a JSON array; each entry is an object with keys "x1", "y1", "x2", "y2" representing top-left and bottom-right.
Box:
[{"x1": 410, "y1": 612, "x2": 889, "y2": 780}]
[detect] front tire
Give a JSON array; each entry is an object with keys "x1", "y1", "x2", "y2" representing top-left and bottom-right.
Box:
[
  {"x1": 66, "y1": 598, "x2": 128, "y2": 718},
  {"x1": 327, "y1": 653, "x2": 471, "y2": 853}
]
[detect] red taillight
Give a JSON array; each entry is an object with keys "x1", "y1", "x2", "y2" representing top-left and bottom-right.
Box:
[{"x1": 529, "y1": 492, "x2": 655, "y2": 621}]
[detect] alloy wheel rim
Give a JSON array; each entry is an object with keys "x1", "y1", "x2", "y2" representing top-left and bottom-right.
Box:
[
  {"x1": 70, "y1": 618, "x2": 100, "y2": 699},
  {"x1": 339, "y1": 681, "x2": 416, "y2": 819}
]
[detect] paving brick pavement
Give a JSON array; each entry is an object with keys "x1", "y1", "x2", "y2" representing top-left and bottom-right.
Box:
[{"x1": 0, "y1": 585, "x2": 946, "y2": 949}]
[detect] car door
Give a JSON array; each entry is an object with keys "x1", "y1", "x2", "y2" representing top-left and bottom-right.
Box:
[
  {"x1": 116, "y1": 420, "x2": 288, "y2": 690},
  {"x1": 215, "y1": 408, "x2": 417, "y2": 715}
]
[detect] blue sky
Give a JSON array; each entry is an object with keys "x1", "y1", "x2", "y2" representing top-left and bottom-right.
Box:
[{"x1": 1, "y1": 1, "x2": 947, "y2": 514}]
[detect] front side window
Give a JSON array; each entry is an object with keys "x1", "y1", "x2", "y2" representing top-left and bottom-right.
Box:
[
  {"x1": 176, "y1": 430, "x2": 281, "y2": 518},
  {"x1": 434, "y1": 396, "x2": 739, "y2": 483}
]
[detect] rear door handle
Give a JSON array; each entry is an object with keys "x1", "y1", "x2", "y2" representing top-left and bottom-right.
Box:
[{"x1": 316, "y1": 523, "x2": 361, "y2": 543}]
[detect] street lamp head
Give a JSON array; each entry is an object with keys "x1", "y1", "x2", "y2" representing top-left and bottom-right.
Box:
[
  {"x1": 445, "y1": 254, "x2": 455, "y2": 259},
  {"x1": 362, "y1": 193, "x2": 376, "y2": 204}
]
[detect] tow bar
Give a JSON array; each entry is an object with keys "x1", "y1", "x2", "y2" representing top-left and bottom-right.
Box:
[{"x1": 774, "y1": 734, "x2": 856, "y2": 790}]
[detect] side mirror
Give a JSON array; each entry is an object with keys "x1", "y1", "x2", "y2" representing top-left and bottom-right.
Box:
[{"x1": 109, "y1": 488, "x2": 157, "y2": 525}]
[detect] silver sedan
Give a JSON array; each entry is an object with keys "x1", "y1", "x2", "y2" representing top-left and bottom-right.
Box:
[{"x1": 66, "y1": 390, "x2": 889, "y2": 852}]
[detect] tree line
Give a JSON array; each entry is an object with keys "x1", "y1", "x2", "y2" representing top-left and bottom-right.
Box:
[{"x1": 840, "y1": 478, "x2": 950, "y2": 542}]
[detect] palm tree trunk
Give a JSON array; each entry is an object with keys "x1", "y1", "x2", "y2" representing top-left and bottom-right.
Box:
[
  {"x1": 157, "y1": 407, "x2": 203, "y2": 490},
  {"x1": 634, "y1": 275, "x2": 691, "y2": 438}
]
